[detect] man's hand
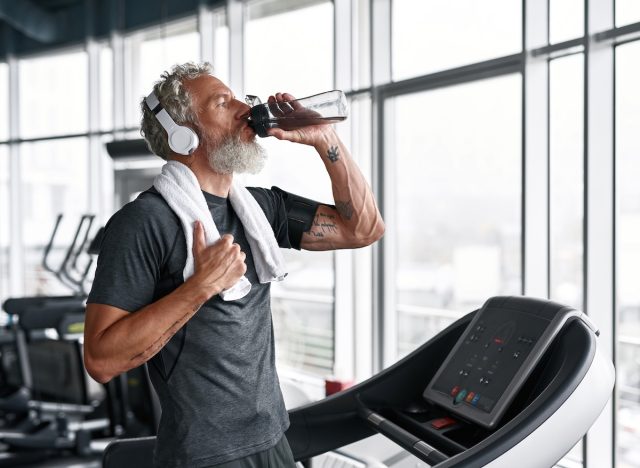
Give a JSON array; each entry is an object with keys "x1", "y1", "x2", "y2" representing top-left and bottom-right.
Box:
[
  {"x1": 190, "y1": 221, "x2": 247, "y2": 299},
  {"x1": 266, "y1": 92, "x2": 336, "y2": 147}
]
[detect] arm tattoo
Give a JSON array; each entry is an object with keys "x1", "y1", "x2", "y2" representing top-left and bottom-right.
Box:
[
  {"x1": 335, "y1": 200, "x2": 354, "y2": 221},
  {"x1": 305, "y1": 212, "x2": 338, "y2": 238},
  {"x1": 131, "y1": 311, "x2": 192, "y2": 363},
  {"x1": 327, "y1": 145, "x2": 340, "y2": 163}
]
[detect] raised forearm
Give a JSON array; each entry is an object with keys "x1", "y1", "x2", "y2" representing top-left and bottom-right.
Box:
[{"x1": 314, "y1": 130, "x2": 384, "y2": 243}]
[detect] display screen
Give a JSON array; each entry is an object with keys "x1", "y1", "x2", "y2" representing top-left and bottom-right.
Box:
[{"x1": 429, "y1": 307, "x2": 550, "y2": 414}]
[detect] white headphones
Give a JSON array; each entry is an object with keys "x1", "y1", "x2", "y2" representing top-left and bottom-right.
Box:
[{"x1": 145, "y1": 91, "x2": 199, "y2": 155}]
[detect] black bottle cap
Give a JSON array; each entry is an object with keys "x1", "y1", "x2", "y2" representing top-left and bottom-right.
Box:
[{"x1": 248, "y1": 105, "x2": 271, "y2": 138}]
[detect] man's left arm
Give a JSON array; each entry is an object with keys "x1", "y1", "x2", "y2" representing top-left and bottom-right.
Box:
[{"x1": 267, "y1": 93, "x2": 384, "y2": 251}]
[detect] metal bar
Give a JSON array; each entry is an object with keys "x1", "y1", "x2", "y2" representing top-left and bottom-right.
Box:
[
  {"x1": 595, "y1": 21, "x2": 640, "y2": 42},
  {"x1": 531, "y1": 37, "x2": 585, "y2": 57},
  {"x1": 0, "y1": 126, "x2": 140, "y2": 145},
  {"x1": 380, "y1": 53, "x2": 523, "y2": 99}
]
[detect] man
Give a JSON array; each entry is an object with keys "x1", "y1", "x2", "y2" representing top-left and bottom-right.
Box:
[{"x1": 83, "y1": 62, "x2": 384, "y2": 468}]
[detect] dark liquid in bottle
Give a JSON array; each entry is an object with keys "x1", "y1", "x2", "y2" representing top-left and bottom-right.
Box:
[{"x1": 264, "y1": 116, "x2": 346, "y2": 130}]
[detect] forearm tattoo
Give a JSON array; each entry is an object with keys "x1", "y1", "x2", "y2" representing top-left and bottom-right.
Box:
[
  {"x1": 327, "y1": 145, "x2": 340, "y2": 163},
  {"x1": 131, "y1": 311, "x2": 192, "y2": 363},
  {"x1": 335, "y1": 199, "x2": 354, "y2": 220},
  {"x1": 305, "y1": 212, "x2": 338, "y2": 238}
]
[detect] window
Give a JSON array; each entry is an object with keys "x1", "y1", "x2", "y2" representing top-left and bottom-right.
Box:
[
  {"x1": 244, "y1": 0, "x2": 335, "y2": 377},
  {"x1": 20, "y1": 138, "x2": 89, "y2": 297},
  {"x1": 616, "y1": 0, "x2": 640, "y2": 27},
  {"x1": 549, "y1": 0, "x2": 584, "y2": 44},
  {"x1": 100, "y1": 45, "x2": 114, "y2": 132},
  {"x1": 19, "y1": 51, "x2": 88, "y2": 139},
  {"x1": 392, "y1": 0, "x2": 521, "y2": 80},
  {"x1": 0, "y1": 145, "x2": 9, "y2": 306},
  {"x1": 549, "y1": 54, "x2": 584, "y2": 311},
  {"x1": 0, "y1": 63, "x2": 8, "y2": 141},
  {"x1": 615, "y1": 40, "x2": 640, "y2": 468},
  {"x1": 212, "y1": 8, "x2": 230, "y2": 85},
  {"x1": 390, "y1": 74, "x2": 522, "y2": 359},
  {"x1": 125, "y1": 18, "x2": 200, "y2": 128}
]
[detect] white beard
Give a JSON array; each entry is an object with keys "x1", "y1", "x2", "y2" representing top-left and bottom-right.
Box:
[{"x1": 206, "y1": 135, "x2": 267, "y2": 175}]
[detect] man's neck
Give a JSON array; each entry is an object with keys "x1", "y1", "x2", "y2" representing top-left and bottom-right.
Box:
[{"x1": 169, "y1": 155, "x2": 233, "y2": 198}]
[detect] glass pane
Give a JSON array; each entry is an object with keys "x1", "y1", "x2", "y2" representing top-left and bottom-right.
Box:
[
  {"x1": 213, "y1": 8, "x2": 230, "y2": 85},
  {"x1": 353, "y1": 0, "x2": 370, "y2": 90},
  {"x1": 0, "y1": 145, "x2": 9, "y2": 306},
  {"x1": 392, "y1": 74, "x2": 522, "y2": 359},
  {"x1": 0, "y1": 63, "x2": 8, "y2": 141},
  {"x1": 244, "y1": 0, "x2": 335, "y2": 377},
  {"x1": 550, "y1": 0, "x2": 584, "y2": 44},
  {"x1": 19, "y1": 51, "x2": 88, "y2": 139},
  {"x1": 615, "y1": 40, "x2": 640, "y2": 468},
  {"x1": 20, "y1": 138, "x2": 89, "y2": 297},
  {"x1": 245, "y1": 0, "x2": 333, "y2": 98},
  {"x1": 100, "y1": 45, "x2": 113, "y2": 132},
  {"x1": 616, "y1": 0, "x2": 640, "y2": 27},
  {"x1": 126, "y1": 18, "x2": 200, "y2": 128},
  {"x1": 392, "y1": 0, "x2": 522, "y2": 80},
  {"x1": 549, "y1": 54, "x2": 584, "y2": 312}
]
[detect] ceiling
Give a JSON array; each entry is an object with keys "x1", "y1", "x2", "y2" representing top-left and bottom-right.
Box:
[{"x1": 0, "y1": 0, "x2": 219, "y2": 59}]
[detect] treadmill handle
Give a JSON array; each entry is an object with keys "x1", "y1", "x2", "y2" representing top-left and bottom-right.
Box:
[{"x1": 357, "y1": 405, "x2": 448, "y2": 466}]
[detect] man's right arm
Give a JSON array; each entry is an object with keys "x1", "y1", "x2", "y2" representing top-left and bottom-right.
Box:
[{"x1": 84, "y1": 222, "x2": 247, "y2": 384}]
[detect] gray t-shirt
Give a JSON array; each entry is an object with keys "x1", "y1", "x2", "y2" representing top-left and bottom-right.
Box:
[{"x1": 88, "y1": 187, "x2": 297, "y2": 467}]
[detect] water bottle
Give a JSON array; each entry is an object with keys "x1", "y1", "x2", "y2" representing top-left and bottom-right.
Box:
[{"x1": 245, "y1": 90, "x2": 348, "y2": 138}]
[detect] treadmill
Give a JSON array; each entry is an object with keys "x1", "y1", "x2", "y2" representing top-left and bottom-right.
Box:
[{"x1": 103, "y1": 296, "x2": 615, "y2": 467}]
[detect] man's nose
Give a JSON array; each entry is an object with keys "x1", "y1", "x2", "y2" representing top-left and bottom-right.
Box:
[{"x1": 235, "y1": 100, "x2": 251, "y2": 120}]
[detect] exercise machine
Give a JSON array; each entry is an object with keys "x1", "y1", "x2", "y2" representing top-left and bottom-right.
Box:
[{"x1": 102, "y1": 296, "x2": 614, "y2": 467}]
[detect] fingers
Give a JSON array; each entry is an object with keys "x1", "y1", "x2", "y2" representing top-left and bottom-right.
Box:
[
  {"x1": 282, "y1": 92, "x2": 302, "y2": 110},
  {"x1": 269, "y1": 93, "x2": 296, "y2": 115},
  {"x1": 267, "y1": 128, "x2": 286, "y2": 140},
  {"x1": 192, "y1": 221, "x2": 206, "y2": 257}
]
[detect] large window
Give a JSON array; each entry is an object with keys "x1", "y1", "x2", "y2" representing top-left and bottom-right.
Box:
[
  {"x1": 0, "y1": 146, "x2": 9, "y2": 306},
  {"x1": 244, "y1": 0, "x2": 335, "y2": 377},
  {"x1": 390, "y1": 74, "x2": 522, "y2": 359},
  {"x1": 18, "y1": 51, "x2": 88, "y2": 139},
  {"x1": 125, "y1": 18, "x2": 200, "y2": 128},
  {"x1": 549, "y1": 0, "x2": 584, "y2": 44},
  {"x1": 99, "y1": 44, "x2": 114, "y2": 132},
  {"x1": 20, "y1": 138, "x2": 89, "y2": 297},
  {"x1": 392, "y1": 0, "x2": 521, "y2": 80},
  {"x1": 0, "y1": 63, "x2": 8, "y2": 141},
  {"x1": 549, "y1": 54, "x2": 584, "y2": 311},
  {"x1": 615, "y1": 40, "x2": 640, "y2": 468},
  {"x1": 616, "y1": 0, "x2": 640, "y2": 27}
]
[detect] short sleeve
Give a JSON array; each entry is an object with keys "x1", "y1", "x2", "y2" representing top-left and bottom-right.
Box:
[
  {"x1": 247, "y1": 186, "x2": 321, "y2": 250},
  {"x1": 87, "y1": 198, "x2": 172, "y2": 312}
]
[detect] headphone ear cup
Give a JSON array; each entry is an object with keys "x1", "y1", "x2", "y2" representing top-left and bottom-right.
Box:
[{"x1": 168, "y1": 126, "x2": 199, "y2": 155}]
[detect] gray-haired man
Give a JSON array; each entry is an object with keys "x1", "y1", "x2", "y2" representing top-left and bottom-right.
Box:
[{"x1": 84, "y1": 62, "x2": 384, "y2": 467}]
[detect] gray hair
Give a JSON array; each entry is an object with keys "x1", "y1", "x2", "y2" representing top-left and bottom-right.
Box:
[{"x1": 140, "y1": 62, "x2": 213, "y2": 160}]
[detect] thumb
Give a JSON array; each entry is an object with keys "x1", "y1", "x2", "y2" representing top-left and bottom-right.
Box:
[{"x1": 192, "y1": 221, "x2": 206, "y2": 257}]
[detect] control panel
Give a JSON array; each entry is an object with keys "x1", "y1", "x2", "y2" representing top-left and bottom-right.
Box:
[{"x1": 423, "y1": 297, "x2": 582, "y2": 429}]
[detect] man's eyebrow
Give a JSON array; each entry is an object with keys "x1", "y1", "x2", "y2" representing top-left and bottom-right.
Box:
[{"x1": 206, "y1": 92, "x2": 233, "y2": 105}]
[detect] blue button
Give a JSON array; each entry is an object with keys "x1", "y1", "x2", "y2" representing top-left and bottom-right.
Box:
[{"x1": 471, "y1": 394, "x2": 481, "y2": 406}]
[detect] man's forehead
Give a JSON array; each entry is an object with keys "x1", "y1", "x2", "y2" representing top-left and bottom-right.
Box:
[{"x1": 186, "y1": 74, "x2": 232, "y2": 99}]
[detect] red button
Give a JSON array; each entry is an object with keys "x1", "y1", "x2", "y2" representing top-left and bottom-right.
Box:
[
  {"x1": 450, "y1": 385, "x2": 461, "y2": 397},
  {"x1": 431, "y1": 417, "x2": 457, "y2": 429}
]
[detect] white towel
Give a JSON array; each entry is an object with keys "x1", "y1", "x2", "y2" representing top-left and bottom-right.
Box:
[{"x1": 154, "y1": 160, "x2": 287, "y2": 301}]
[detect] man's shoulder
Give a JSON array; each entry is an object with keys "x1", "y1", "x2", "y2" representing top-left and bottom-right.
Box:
[{"x1": 108, "y1": 189, "x2": 179, "y2": 234}]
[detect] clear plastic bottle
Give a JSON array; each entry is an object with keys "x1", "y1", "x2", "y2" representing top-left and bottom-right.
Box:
[{"x1": 246, "y1": 90, "x2": 348, "y2": 137}]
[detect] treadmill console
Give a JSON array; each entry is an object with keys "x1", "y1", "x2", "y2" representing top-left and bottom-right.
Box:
[{"x1": 423, "y1": 296, "x2": 582, "y2": 429}]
